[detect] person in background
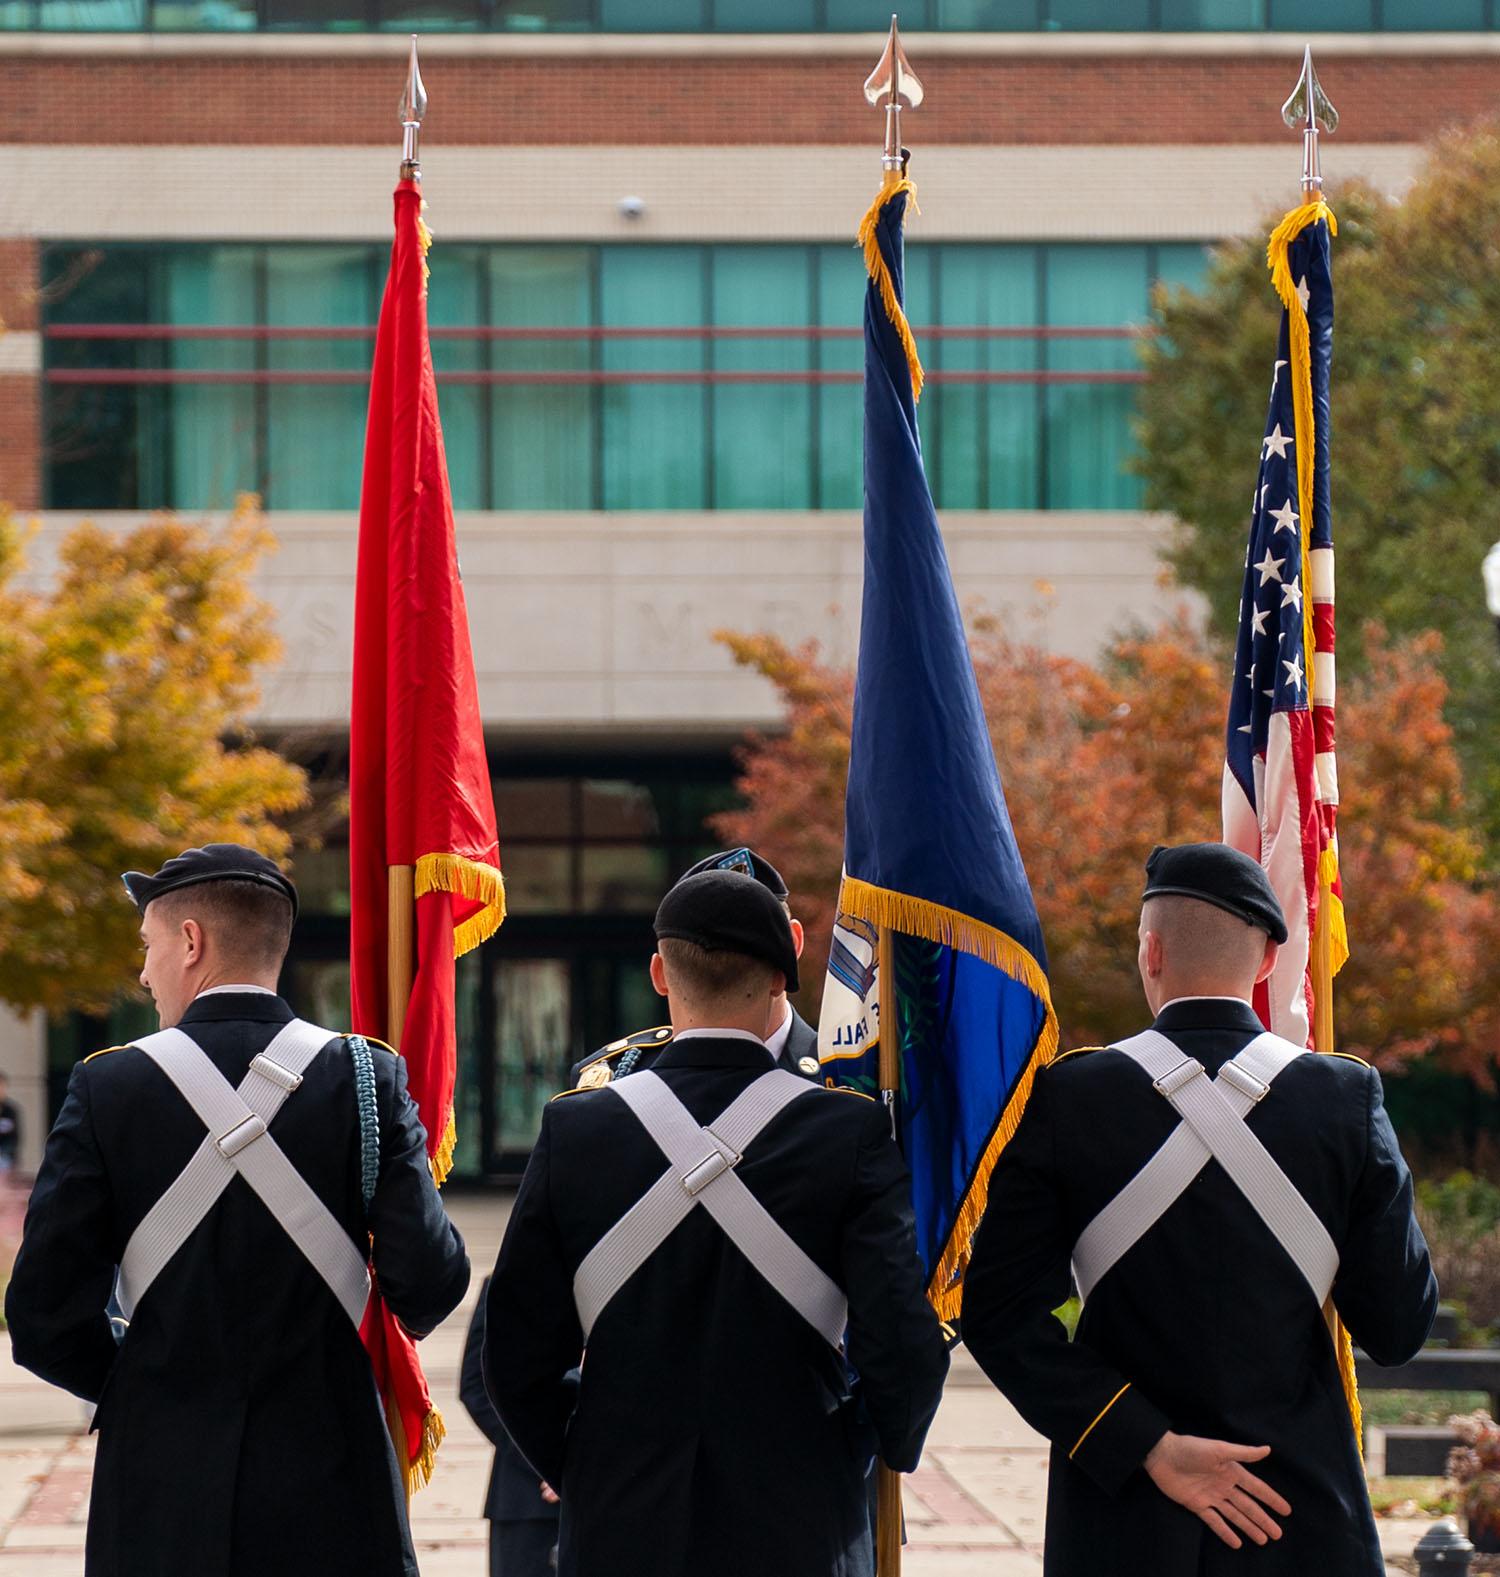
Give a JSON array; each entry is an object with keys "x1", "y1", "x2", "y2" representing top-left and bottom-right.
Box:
[
  {"x1": 459, "y1": 1276, "x2": 560, "y2": 1576},
  {"x1": 569, "y1": 847, "x2": 819, "y2": 1090},
  {"x1": 0, "y1": 1071, "x2": 19, "y2": 1173}
]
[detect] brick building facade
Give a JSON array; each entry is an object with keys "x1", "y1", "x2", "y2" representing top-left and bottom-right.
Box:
[{"x1": 0, "y1": 16, "x2": 1488, "y2": 1171}]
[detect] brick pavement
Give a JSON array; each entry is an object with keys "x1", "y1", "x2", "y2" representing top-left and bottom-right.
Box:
[{"x1": 0, "y1": 1193, "x2": 1427, "y2": 1575}]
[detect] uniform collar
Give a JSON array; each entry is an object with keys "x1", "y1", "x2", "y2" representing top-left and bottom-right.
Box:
[
  {"x1": 1152, "y1": 996, "x2": 1265, "y2": 1035},
  {"x1": 653, "y1": 1033, "x2": 777, "y2": 1073},
  {"x1": 178, "y1": 990, "x2": 296, "y2": 1026},
  {"x1": 765, "y1": 1003, "x2": 793, "y2": 1061}
]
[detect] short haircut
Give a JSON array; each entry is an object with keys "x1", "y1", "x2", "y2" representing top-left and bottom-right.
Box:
[
  {"x1": 1142, "y1": 893, "x2": 1267, "y2": 978},
  {"x1": 151, "y1": 878, "x2": 294, "y2": 973},
  {"x1": 658, "y1": 937, "x2": 776, "y2": 1010}
]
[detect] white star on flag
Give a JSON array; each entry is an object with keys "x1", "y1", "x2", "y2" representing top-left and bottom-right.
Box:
[
  {"x1": 1263, "y1": 424, "x2": 1293, "y2": 459},
  {"x1": 1270, "y1": 358, "x2": 1288, "y2": 392},
  {"x1": 1250, "y1": 605, "x2": 1270, "y2": 636},
  {"x1": 1254, "y1": 549, "x2": 1285, "y2": 586},
  {"x1": 1283, "y1": 653, "x2": 1305, "y2": 691},
  {"x1": 1296, "y1": 276, "x2": 1311, "y2": 311},
  {"x1": 1269, "y1": 500, "x2": 1299, "y2": 535},
  {"x1": 1281, "y1": 575, "x2": 1303, "y2": 613}
]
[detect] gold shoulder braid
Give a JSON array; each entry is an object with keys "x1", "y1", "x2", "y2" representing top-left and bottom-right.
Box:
[
  {"x1": 1049, "y1": 1045, "x2": 1104, "y2": 1069},
  {"x1": 83, "y1": 1045, "x2": 127, "y2": 1064},
  {"x1": 574, "y1": 1025, "x2": 674, "y2": 1089}
]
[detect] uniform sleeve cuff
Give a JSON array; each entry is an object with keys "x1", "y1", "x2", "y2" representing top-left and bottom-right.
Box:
[{"x1": 1067, "y1": 1383, "x2": 1171, "y2": 1495}]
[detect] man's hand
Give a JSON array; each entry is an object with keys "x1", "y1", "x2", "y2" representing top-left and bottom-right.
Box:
[
  {"x1": 540, "y1": 1481, "x2": 560, "y2": 1505},
  {"x1": 1144, "y1": 1432, "x2": 1291, "y2": 1549}
]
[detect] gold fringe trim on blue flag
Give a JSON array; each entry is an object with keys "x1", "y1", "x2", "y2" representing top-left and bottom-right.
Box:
[
  {"x1": 838, "y1": 874, "x2": 1059, "y2": 1320},
  {"x1": 858, "y1": 179, "x2": 925, "y2": 402}
]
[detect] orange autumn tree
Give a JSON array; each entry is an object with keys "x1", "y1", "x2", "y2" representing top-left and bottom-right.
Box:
[{"x1": 715, "y1": 620, "x2": 1500, "y2": 1075}]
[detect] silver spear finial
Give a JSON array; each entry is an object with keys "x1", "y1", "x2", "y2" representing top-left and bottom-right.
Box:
[
  {"x1": 864, "y1": 15, "x2": 924, "y2": 188},
  {"x1": 399, "y1": 35, "x2": 427, "y2": 182},
  {"x1": 1281, "y1": 45, "x2": 1338, "y2": 200}
]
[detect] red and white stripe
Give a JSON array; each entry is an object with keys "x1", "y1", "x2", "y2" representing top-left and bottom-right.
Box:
[{"x1": 1222, "y1": 544, "x2": 1339, "y2": 1048}]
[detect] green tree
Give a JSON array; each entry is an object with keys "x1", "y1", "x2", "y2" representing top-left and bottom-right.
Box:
[
  {"x1": 0, "y1": 502, "x2": 308, "y2": 1014},
  {"x1": 1138, "y1": 126, "x2": 1500, "y2": 843}
]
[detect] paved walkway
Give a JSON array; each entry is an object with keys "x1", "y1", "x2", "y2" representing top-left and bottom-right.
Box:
[{"x1": 0, "y1": 1193, "x2": 1430, "y2": 1574}]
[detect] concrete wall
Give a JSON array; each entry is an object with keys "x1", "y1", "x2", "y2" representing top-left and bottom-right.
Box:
[{"x1": 20, "y1": 508, "x2": 1204, "y2": 734}]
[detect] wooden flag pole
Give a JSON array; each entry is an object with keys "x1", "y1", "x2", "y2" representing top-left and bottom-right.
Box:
[
  {"x1": 876, "y1": 924, "x2": 903, "y2": 1576},
  {"x1": 388, "y1": 864, "x2": 416, "y2": 1050}
]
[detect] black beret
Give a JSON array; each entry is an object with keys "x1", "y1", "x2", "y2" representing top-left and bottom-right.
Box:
[
  {"x1": 122, "y1": 844, "x2": 299, "y2": 921},
  {"x1": 1143, "y1": 843, "x2": 1287, "y2": 945},
  {"x1": 675, "y1": 847, "x2": 789, "y2": 903},
  {"x1": 655, "y1": 870, "x2": 799, "y2": 994}
]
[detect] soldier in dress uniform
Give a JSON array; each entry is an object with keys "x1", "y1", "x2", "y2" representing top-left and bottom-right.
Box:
[
  {"x1": 486, "y1": 870, "x2": 948, "y2": 1577},
  {"x1": 5, "y1": 844, "x2": 470, "y2": 1577},
  {"x1": 963, "y1": 842, "x2": 1437, "y2": 1577},
  {"x1": 569, "y1": 847, "x2": 819, "y2": 1090}
]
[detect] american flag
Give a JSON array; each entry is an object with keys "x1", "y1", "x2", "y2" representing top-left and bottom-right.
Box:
[{"x1": 1223, "y1": 205, "x2": 1345, "y2": 1047}]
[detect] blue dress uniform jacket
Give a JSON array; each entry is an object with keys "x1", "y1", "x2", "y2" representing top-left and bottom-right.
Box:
[
  {"x1": 5, "y1": 990, "x2": 471, "y2": 1577},
  {"x1": 568, "y1": 1005, "x2": 821, "y2": 1088},
  {"x1": 485, "y1": 1034, "x2": 949, "y2": 1577},
  {"x1": 963, "y1": 997, "x2": 1438, "y2": 1577}
]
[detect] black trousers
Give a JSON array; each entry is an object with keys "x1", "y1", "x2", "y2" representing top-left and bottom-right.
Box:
[{"x1": 490, "y1": 1519, "x2": 558, "y2": 1577}]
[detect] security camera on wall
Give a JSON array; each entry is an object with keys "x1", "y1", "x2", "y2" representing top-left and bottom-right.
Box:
[{"x1": 618, "y1": 195, "x2": 647, "y2": 220}]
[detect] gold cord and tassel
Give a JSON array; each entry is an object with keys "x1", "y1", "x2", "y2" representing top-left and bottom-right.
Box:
[{"x1": 857, "y1": 178, "x2": 926, "y2": 401}]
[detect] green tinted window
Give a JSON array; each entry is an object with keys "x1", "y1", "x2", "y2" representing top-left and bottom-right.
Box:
[
  {"x1": 44, "y1": 238, "x2": 1208, "y2": 513},
  {"x1": 15, "y1": 0, "x2": 1491, "y2": 26}
]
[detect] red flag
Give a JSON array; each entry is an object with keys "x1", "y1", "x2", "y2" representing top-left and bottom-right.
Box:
[{"x1": 349, "y1": 178, "x2": 504, "y2": 1491}]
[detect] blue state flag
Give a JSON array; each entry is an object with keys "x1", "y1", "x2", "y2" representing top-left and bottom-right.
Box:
[{"x1": 819, "y1": 180, "x2": 1059, "y2": 1322}]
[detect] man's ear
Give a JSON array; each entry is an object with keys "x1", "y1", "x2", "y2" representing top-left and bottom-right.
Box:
[
  {"x1": 648, "y1": 952, "x2": 669, "y2": 999},
  {"x1": 1143, "y1": 929, "x2": 1164, "y2": 979},
  {"x1": 1254, "y1": 937, "x2": 1280, "y2": 985},
  {"x1": 789, "y1": 917, "x2": 805, "y2": 961},
  {"x1": 182, "y1": 917, "x2": 206, "y2": 968}
]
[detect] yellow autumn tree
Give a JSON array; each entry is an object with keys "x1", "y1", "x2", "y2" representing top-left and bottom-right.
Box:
[{"x1": 0, "y1": 501, "x2": 308, "y2": 1014}]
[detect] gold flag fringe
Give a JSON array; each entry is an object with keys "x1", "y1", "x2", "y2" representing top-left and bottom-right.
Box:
[
  {"x1": 387, "y1": 1384, "x2": 448, "y2": 1500},
  {"x1": 1319, "y1": 845, "x2": 1350, "y2": 978},
  {"x1": 416, "y1": 206, "x2": 433, "y2": 293},
  {"x1": 840, "y1": 876, "x2": 1052, "y2": 1003},
  {"x1": 408, "y1": 1405, "x2": 447, "y2": 1493},
  {"x1": 1270, "y1": 200, "x2": 1360, "y2": 1450},
  {"x1": 415, "y1": 851, "x2": 507, "y2": 958},
  {"x1": 1266, "y1": 199, "x2": 1337, "y2": 743},
  {"x1": 927, "y1": 1004, "x2": 1059, "y2": 1322},
  {"x1": 838, "y1": 875, "x2": 1059, "y2": 1319},
  {"x1": 1335, "y1": 1316, "x2": 1363, "y2": 1460},
  {"x1": 429, "y1": 1106, "x2": 458, "y2": 1188},
  {"x1": 857, "y1": 179, "x2": 925, "y2": 402},
  {"x1": 1267, "y1": 201, "x2": 1351, "y2": 985}
]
